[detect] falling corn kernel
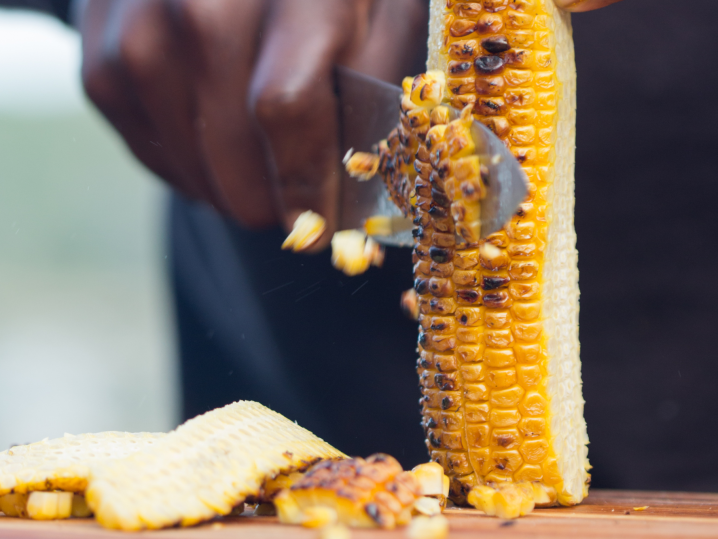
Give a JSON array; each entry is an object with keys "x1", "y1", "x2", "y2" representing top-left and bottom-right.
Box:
[
  {"x1": 331, "y1": 231, "x2": 384, "y2": 276},
  {"x1": 282, "y1": 211, "x2": 327, "y2": 252},
  {"x1": 400, "y1": 289, "x2": 420, "y2": 321},
  {"x1": 633, "y1": 506, "x2": 649, "y2": 511},
  {"x1": 345, "y1": 152, "x2": 380, "y2": 181},
  {"x1": 406, "y1": 515, "x2": 449, "y2": 539}
]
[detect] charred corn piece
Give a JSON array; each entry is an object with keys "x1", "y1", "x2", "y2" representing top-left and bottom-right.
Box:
[
  {"x1": 26, "y1": 491, "x2": 73, "y2": 520},
  {"x1": 348, "y1": 0, "x2": 588, "y2": 509},
  {"x1": 275, "y1": 454, "x2": 422, "y2": 529},
  {"x1": 282, "y1": 211, "x2": 327, "y2": 252},
  {"x1": 0, "y1": 431, "x2": 163, "y2": 496},
  {"x1": 85, "y1": 401, "x2": 345, "y2": 531},
  {"x1": 331, "y1": 231, "x2": 384, "y2": 276}
]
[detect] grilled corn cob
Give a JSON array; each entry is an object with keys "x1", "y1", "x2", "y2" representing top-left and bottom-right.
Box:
[
  {"x1": 85, "y1": 401, "x2": 345, "y2": 531},
  {"x1": 275, "y1": 456, "x2": 448, "y2": 529},
  {"x1": 346, "y1": 0, "x2": 588, "y2": 512}
]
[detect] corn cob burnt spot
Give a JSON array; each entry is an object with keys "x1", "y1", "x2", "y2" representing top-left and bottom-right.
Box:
[{"x1": 347, "y1": 0, "x2": 588, "y2": 509}]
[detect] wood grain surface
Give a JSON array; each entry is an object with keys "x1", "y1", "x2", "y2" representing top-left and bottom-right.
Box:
[{"x1": 1, "y1": 490, "x2": 717, "y2": 539}]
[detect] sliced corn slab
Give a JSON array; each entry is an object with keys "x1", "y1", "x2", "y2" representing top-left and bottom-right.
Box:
[
  {"x1": 85, "y1": 401, "x2": 345, "y2": 531},
  {"x1": 0, "y1": 431, "x2": 163, "y2": 496}
]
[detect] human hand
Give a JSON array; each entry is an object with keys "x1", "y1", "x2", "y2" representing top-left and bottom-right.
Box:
[
  {"x1": 76, "y1": 0, "x2": 427, "y2": 249},
  {"x1": 554, "y1": 0, "x2": 625, "y2": 11}
]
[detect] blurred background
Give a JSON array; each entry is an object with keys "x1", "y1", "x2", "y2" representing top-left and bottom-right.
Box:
[{"x1": 0, "y1": 8, "x2": 178, "y2": 448}]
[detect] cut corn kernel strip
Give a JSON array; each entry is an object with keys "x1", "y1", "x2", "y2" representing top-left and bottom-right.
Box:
[
  {"x1": 331, "y1": 231, "x2": 384, "y2": 276},
  {"x1": 0, "y1": 431, "x2": 163, "y2": 496},
  {"x1": 85, "y1": 401, "x2": 345, "y2": 531},
  {"x1": 282, "y1": 211, "x2": 327, "y2": 252}
]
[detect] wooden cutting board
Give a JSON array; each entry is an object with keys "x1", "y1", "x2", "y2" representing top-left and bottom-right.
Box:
[{"x1": 1, "y1": 490, "x2": 717, "y2": 539}]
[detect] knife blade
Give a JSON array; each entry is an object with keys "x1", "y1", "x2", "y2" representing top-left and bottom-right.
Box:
[{"x1": 336, "y1": 65, "x2": 528, "y2": 247}]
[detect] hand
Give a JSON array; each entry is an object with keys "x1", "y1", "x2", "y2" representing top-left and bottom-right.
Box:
[
  {"x1": 554, "y1": 0, "x2": 625, "y2": 11},
  {"x1": 76, "y1": 0, "x2": 427, "y2": 249}
]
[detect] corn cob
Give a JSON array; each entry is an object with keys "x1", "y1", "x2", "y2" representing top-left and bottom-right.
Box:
[
  {"x1": 85, "y1": 401, "x2": 345, "y2": 531},
  {"x1": 275, "y1": 455, "x2": 447, "y2": 529},
  {"x1": 0, "y1": 431, "x2": 163, "y2": 496},
  {"x1": 346, "y1": 0, "x2": 588, "y2": 512}
]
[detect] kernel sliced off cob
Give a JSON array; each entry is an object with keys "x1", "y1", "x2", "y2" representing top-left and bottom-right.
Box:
[
  {"x1": 346, "y1": 0, "x2": 588, "y2": 512},
  {"x1": 85, "y1": 401, "x2": 345, "y2": 531},
  {"x1": 275, "y1": 455, "x2": 447, "y2": 529},
  {"x1": 0, "y1": 431, "x2": 163, "y2": 520}
]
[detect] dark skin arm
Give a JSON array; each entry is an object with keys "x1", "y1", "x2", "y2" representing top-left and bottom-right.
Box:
[{"x1": 75, "y1": 0, "x2": 624, "y2": 250}]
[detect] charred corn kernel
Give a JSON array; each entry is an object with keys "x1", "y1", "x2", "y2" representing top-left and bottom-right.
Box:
[
  {"x1": 345, "y1": 152, "x2": 380, "y2": 181},
  {"x1": 407, "y1": 515, "x2": 449, "y2": 539},
  {"x1": 26, "y1": 491, "x2": 72, "y2": 520},
  {"x1": 401, "y1": 289, "x2": 420, "y2": 321},
  {"x1": 0, "y1": 431, "x2": 163, "y2": 496},
  {"x1": 71, "y1": 494, "x2": 92, "y2": 518},
  {"x1": 347, "y1": 0, "x2": 588, "y2": 510},
  {"x1": 282, "y1": 211, "x2": 327, "y2": 252},
  {"x1": 331, "y1": 231, "x2": 384, "y2": 276},
  {"x1": 0, "y1": 493, "x2": 28, "y2": 518},
  {"x1": 320, "y1": 523, "x2": 352, "y2": 539},
  {"x1": 276, "y1": 454, "x2": 422, "y2": 529},
  {"x1": 86, "y1": 401, "x2": 345, "y2": 531}
]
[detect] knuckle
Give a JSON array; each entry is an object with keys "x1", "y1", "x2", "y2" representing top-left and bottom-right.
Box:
[{"x1": 116, "y1": 30, "x2": 159, "y2": 85}]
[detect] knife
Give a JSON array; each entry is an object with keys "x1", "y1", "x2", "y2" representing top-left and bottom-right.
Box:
[{"x1": 336, "y1": 66, "x2": 528, "y2": 247}]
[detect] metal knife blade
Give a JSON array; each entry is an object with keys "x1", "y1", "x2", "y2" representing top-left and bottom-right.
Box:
[{"x1": 336, "y1": 65, "x2": 528, "y2": 247}]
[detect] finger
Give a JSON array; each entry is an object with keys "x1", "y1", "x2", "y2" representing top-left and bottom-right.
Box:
[
  {"x1": 175, "y1": 0, "x2": 278, "y2": 229},
  {"x1": 554, "y1": 0, "x2": 625, "y2": 12},
  {"x1": 79, "y1": 0, "x2": 194, "y2": 196},
  {"x1": 107, "y1": 0, "x2": 223, "y2": 209},
  {"x1": 249, "y1": 0, "x2": 361, "y2": 250}
]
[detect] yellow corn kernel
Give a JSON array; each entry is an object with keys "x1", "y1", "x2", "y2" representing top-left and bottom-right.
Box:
[
  {"x1": 0, "y1": 493, "x2": 28, "y2": 518},
  {"x1": 407, "y1": 515, "x2": 449, "y2": 539},
  {"x1": 26, "y1": 491, "x2": 73, "y2": 520},
  {"x1": 282, "y1": 210, "x2": 327, "y2": 252},
  {"x1": 331, "y1": 231, "x2": 384, "y2": 276}
]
